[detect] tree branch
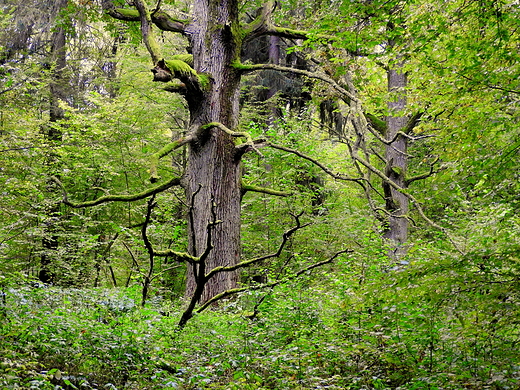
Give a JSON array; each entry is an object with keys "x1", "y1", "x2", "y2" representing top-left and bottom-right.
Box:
[
  {"x1": 133, "y1": 0, "x2": 162, "y2": 64},
  {"x1": 152, "y1": 60, "x2": 207, "y2": 105},
  {"x1": 201, "y1": 122, "x2": 263, "y2": 159},
  {"x1": 149, "y1": 135, "x2": 193, "y2": 182},
  {"x1": 232, "y1": 61, "x2": 358, "y2": 102},
  {"x1": 197, "y1": 249, "x2": 352, "y2": 314},
  {"x1": 241, "y1": 183, "x2": 291, "y2": 197},
  {"x1": 405, "y1": 157, "x2": 440, "y2": 186},
  {"x1": 140, "y1": 194, "x2": 157, "y2": 306},
  {"x1": 101, "y1": 0, "x2": 187, "y2": 33},
  {"x1": 204, "y1": 212, "x2": 310, "y2": 281},
  {"x1": 266, "y1": 142, "x2": 364, "y2": 184},
  {"x1": 241, "y1": 0, "x2": 353, "y2": 52},
  {"x1": 153, "y1": 249, "x2": 199, "y2": 264},
  {"x1": 53, "y1": 176, "x2": 181, "y2": 208}
]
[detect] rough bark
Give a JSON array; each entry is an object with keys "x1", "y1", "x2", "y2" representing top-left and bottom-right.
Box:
[
  {"x1": 182, "y1": 0, "x2": 242, "y2": 302},
  {"x1": 383, "y1": 66, "x2": 409, "y2": 258}
]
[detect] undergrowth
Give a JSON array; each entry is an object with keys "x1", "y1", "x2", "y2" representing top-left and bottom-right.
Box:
[{"x1": 1, "y1": 266, "x2": 519, "y2": 389}]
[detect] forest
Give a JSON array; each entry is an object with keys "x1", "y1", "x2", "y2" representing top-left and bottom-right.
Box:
[{"x1": 1, "y1": 0, "x2": 519, "y2": 388}]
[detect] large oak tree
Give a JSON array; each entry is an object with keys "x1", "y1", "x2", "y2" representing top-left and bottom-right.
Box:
[{"x1": 97, "y1": 0, "x2": 347, "y2": 312}]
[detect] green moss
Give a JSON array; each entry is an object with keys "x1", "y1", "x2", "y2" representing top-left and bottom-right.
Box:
[
  {"x1": 164, "y1": 59, "x2": 211, "y2": 91},
  {"x1": 171, "y1": 54, "x2": 193, "y2": 66},
  {"x1": 366, "y1": 113, "x2": 387, "y2": 136},
  {"x1": 114, "y1": 8, "x2": 139, "y2": 18},
  {"x1": 392, "y1": 166, "x2": 404, "y2": 176},
  {"x1": 230, "y1": 59, "x2": 249, "y2": 70},
  {"x1": 164, "y1": 60, "x2": 198, "y2": 78},
  {"x1": 198, "y1": 73, "x2": 211, "y2": 89}
]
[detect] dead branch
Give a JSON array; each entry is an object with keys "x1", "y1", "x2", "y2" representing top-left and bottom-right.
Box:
[
  {"x1": 204, "y1": 212, "x2": 310, "y2": 281},
  {"x1": 266, "y1": 142, "x2": 364, "y2": 184},
  {"x1": 196, "y1": 249, "x2": 352, "y2": 314}
]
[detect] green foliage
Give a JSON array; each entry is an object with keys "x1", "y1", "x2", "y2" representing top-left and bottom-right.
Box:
[{"x1": 2, "y1": 0, "x2": 520, "y2": 389}]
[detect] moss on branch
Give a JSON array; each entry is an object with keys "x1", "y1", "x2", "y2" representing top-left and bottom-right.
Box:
[
  {"x1": 54, "y1": 176, "x2": 181, "y2": 208},
  {"x1": 149, "y1": 136, "x2": 193, "y2": 182},
  {"x1": 171, "y1": 54, "x2": 193, "y2": 66},
  {"x1": 231, "y1": 61, "x2": 357, "y2": 102},
  {"x1": 241, "y1": 1, "x2": 335, "y2": 43},
  {"x1": 103, "y1": 1, "x2": 187, "y2": 33},
  {"x1": 155, "y1": 59, "x2": 210, "y2": 93},
  {"x1": 164, "y1": 60, "x2": 198, "y2": 79},
  {"x1": 153, "y1": 249, "x2": 199, "y2": 264},
  {"x1": 113, "y1": 8, "x2": 139, "y2": 19},
  {"x1": 241, "y1": 183, "x2": 291, "y2": 197},
  {"x1": 202, "y1": 122, "x2": 263, "y2": 158},
  {"x1": 366, "y1": 113, "x2": 387, "y2": 136}
]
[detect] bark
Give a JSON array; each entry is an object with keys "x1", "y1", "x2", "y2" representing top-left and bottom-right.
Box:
[
  {"x1": 383, "y1": 66, "x2": 409, "y2": 258},
  {"x1": 182, "y1": 0, "x2": 242, "y2": 302},
  {"x1": 39, "y1": 0, "x2": 68, "y2": 284}
]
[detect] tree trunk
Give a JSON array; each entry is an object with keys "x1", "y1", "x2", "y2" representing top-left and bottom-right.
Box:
[
  {"x1": 39, "y1": 0, "x2": 68, "y2": 284},
  {"x1": 383, "y1": 66, "x2": 408, "y2": 258},
  {"x1": 183, "y1": 0, "x2": 242, "y2": 302}
]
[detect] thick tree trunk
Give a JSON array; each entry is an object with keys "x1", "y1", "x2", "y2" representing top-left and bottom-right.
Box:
[
  {"x1": 383, "y1": 67, "x2": 408, "y2": 258},
  {"x1": 183, "y1": 0, "x2": 242, "y2": 302}
]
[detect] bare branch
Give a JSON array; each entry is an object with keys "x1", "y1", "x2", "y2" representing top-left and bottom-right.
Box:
[
  {"x1": 349, "y1": 151, "x2": 462, "y2": 253},
  {"x1": 405, "y1": 157, "x2": 440, "y2": 186},
  {"x1": 266, "y1": 142, "x2": 364, "y2": 184},
  {"x1": 188, "y1": 184, "x2": 203, "y2": 257},
  {"x1": 204, "y1": 212, "x2": 310, "y2": 281},
  {"x1": 197, "y1": 249, "x2": 352, "y2": 313},
  {"x1": 241, "y1": 0, "x2": 361, "y2": 58},
  {"x1": 140, "y1": 194, "x2": 157, "y2": 306},
  {"x1": 53, "y1": 176, "x2": 181, "y2": 208}
]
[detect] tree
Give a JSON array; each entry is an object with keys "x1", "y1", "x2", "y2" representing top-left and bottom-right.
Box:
[
  {"x1": 39, "y1": 0, "x2": 69, "y2": 284},
  {"x1": 94, "y1": 0, "x2": 351, "y2": 311}
]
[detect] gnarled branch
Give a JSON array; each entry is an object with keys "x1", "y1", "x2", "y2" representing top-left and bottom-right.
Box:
[
  {"x1": 101, "y1": 0, "x2": 187, "y2": 33},
  {"x1": 53, "y1": 176, "x2": 181, "y2": 208},
  {"x1": 405, "y1": 157, "x2": 440, "y2": 186},
  {"x1": 204, "y1": 212, "x2": 310, "y2": 281},
  {"x1": 201, "y1": 122, "x2": 263, "y2": 158},
  {"x1": 232, "y1": 61, "x2": 358, "y2": 102},
  {"x1": 266, "y1": 142, "x2": 364, "y2": 184}
]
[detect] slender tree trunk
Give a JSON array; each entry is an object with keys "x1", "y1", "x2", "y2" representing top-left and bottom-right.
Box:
[
  {"x1": 39, "y1": 0, "x2": 68, "y2": 284},
  {"x1": 183, "y1": 0, "x2": 242, "y2": 302},
  {"x1": 383, "y1": 65, "x2": 408, "y2": 258}
]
